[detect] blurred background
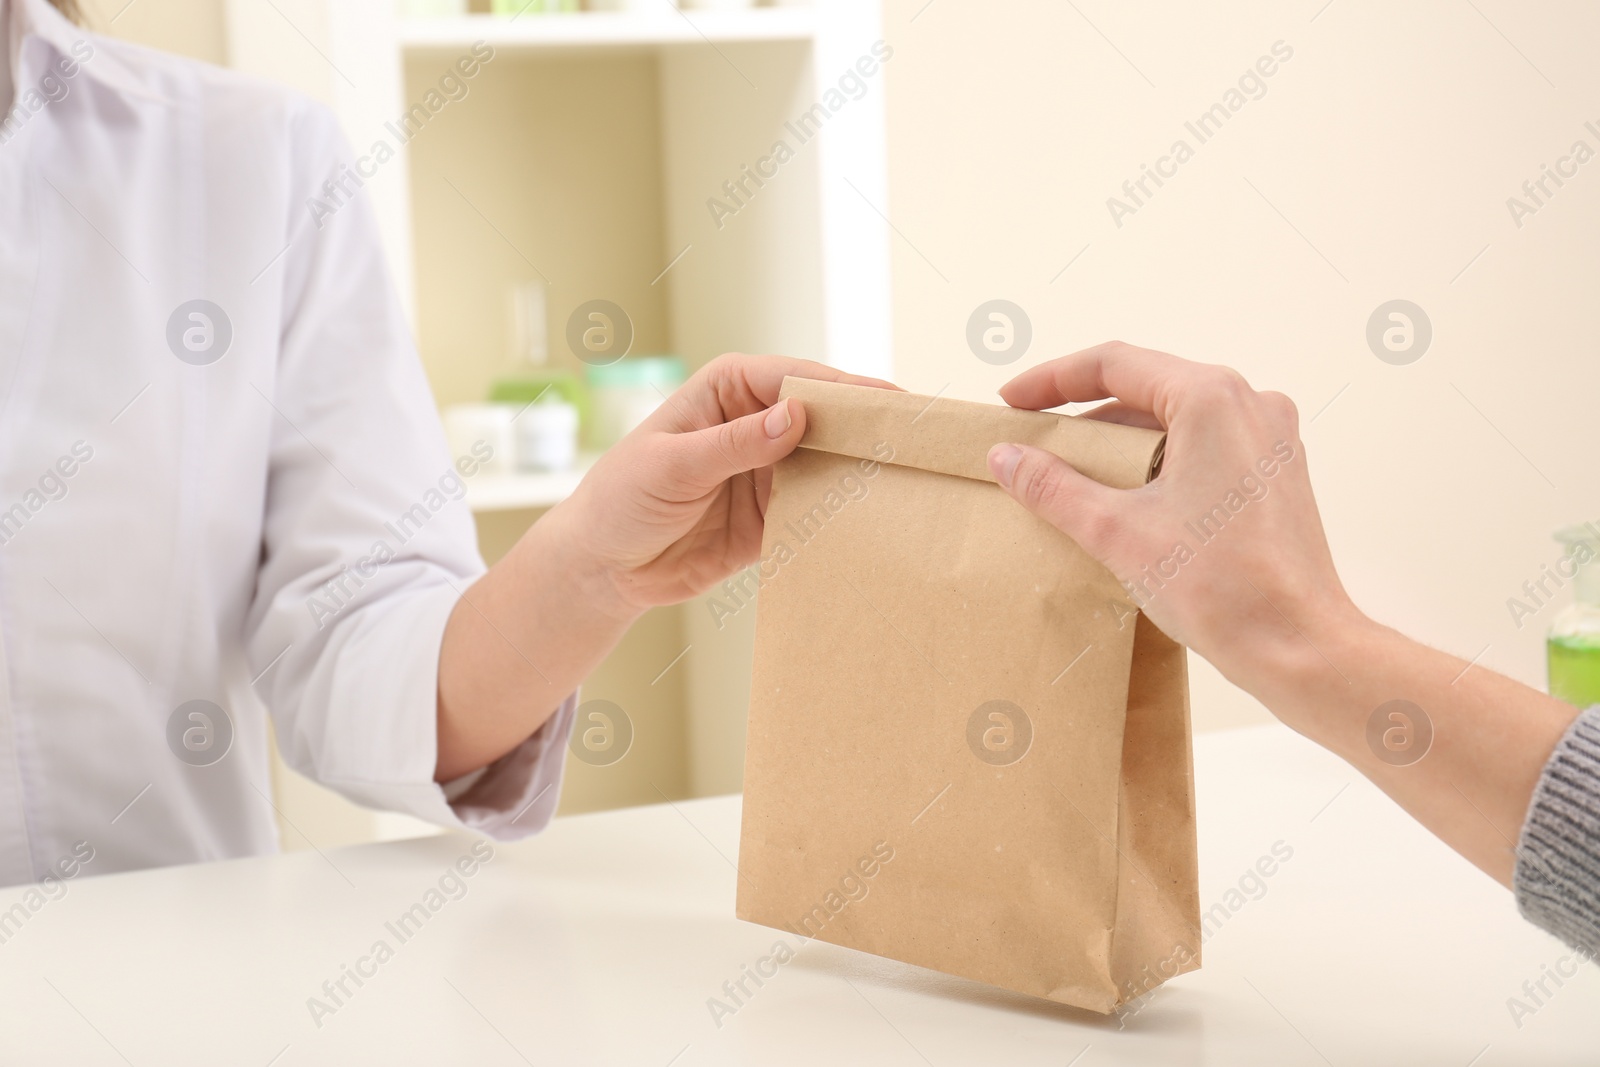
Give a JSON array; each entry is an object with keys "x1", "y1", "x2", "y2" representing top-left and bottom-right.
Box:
[{"x1": 87, "y1": 0, "x2": 1600, "y2": 847}]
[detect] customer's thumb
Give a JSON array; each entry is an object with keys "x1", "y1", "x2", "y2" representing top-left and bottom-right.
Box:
[
  {"x1": 672, "y1": 398, "x2": 804, "y2": 492},
  {"x1": 987, "y1": 443, "x2": 1122, "y2": 558}
]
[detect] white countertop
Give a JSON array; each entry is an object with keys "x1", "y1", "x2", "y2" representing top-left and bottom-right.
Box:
[{"x1": 0, "y1": 724, "x2": 1592, "y2": 1066}]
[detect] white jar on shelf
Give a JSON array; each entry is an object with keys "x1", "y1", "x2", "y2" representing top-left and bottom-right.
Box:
[
  {"x1": 515, "y1": 401, "x2": 581, "y2": 472},
  {"x1": 441, "y1": 403, "x2": 516, "y2": 475}
]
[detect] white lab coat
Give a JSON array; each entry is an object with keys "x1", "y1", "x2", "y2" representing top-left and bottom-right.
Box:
[{"x1": 0, "y1": 0, "x2": 574, "y2": 886}]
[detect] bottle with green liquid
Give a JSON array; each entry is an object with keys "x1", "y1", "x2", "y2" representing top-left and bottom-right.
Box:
[{"x1": 1549, "y1": 524, "x2": 1600, "y2": 708}]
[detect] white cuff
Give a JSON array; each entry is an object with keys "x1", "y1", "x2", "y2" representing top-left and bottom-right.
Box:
[{"x1": 439, "y1": 693, "x2": 577, "y2": 839}]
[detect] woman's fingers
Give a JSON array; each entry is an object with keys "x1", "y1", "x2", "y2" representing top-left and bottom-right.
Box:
[
  {"x1": 628, "y1": 350, "x2": 893, "y2": 507},
  {"x1": 661, "y1": 396, "x2": 809, "y2": 496},
  {"x1": 645, "y1": 352, "x2": 898, "y2": 437},
  {"x1": 706, "y1": 352, "x2": 900, "y2": 408}
]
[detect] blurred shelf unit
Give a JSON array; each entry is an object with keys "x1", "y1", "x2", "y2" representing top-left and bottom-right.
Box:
[
  {"x1": 398, "y1": 9, "x2": 819, "y2": 52},
  {"x1": 466, "y1": 454, "x2": 599, "y2": 512},
  {"x1": 224, "y1": 0, "x2": 892, "y2": 382}
]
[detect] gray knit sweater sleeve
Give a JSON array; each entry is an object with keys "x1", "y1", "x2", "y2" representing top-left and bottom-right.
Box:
[{"x1": 1515, "y1": 704, "x2": 1600, "y2": 955}]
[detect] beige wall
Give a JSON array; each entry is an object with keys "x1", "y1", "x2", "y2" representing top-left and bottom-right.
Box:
[
  {"x1": 78, "y1": 0, "x2": 225, "y2": 64},
  {"x1": 880, "y1": 0, "x2": 1600, "y2": 730}
]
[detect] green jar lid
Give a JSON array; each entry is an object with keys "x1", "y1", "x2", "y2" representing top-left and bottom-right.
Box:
[
  {"x1": 488, "y1": 372, "x2": 584, "y2": 408},
  {"x1": 586, "y1": 356, "x2": 686, "y2": 389}
]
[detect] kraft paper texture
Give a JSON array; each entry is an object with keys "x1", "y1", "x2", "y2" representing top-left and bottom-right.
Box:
[{"x1": 736, "y1": 378, "x2": 1199, "y2": 1014}]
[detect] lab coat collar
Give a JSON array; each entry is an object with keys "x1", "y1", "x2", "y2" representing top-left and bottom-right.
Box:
[{"x1": 9, "y1": 0, "x2": 154, "y2": 103}]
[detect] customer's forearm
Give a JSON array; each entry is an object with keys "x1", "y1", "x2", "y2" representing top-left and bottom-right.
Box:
[
  {"x1": 1243, "y1": 612, "x2": 1578, "y2": 886},
  {"x1": 434, "y1": 500, "x2": 638, "y2": 781}
]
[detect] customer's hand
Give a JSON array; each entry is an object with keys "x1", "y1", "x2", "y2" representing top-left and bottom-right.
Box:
[
  {"x1": 553, "y1": 353, "x2": 896, "y2": 619},
  {"x1": 983, "y1": 340, "x2": 1585, "y2": 894},
  {"x1": 986, "y1": 341, "x2": 1358, "y2": 694}
]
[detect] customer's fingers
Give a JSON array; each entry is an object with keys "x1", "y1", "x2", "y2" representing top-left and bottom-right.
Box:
[
  {"x1": 1075, "y1": 400, "x2": 1165, "y2": 431},
  {"x1": 999, "y1": 340, "x2": 1194, "y2": 420},
  {"x1": 659, "y1": 397, "x2": 808, "y2": 496},
  {"x1": 986, "y1": 443, "x2": 1125, "y2": 561}
]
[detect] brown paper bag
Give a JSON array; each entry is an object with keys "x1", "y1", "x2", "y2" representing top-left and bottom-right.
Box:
[{"x1": 735, "y1": 377, "x2": 1200, "y2": 1014}]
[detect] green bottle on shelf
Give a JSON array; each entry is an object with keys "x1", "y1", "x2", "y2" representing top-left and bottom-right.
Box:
[{"x1": 1549, "y1": 523, "x2": 1600, "y2": 709}]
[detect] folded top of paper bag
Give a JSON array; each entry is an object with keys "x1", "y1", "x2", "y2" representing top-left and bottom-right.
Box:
[{"x1": 779, "y1": 377, "x2": 1164, "y2": 490}]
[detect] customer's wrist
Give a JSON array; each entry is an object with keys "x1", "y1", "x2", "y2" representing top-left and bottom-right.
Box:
[
  {"x1": 1218, "y1": 591, "x2": 1375, "y2": 727},
  {"x1": 1252, "y1": 605, "x2": 1387, "y2": 742}
]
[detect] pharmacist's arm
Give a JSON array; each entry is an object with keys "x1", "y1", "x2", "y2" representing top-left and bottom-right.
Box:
[
  {"x1": 434, "y1": 354, "x2": 895, "y2": 782},
  {"x1": 986, "y1": 342, "x2": 1584, "y2": 918}
]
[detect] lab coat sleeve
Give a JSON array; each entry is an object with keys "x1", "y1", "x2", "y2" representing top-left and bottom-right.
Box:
[{"x1": 242, "y1": 99, "x2": 574, "y2": 840}]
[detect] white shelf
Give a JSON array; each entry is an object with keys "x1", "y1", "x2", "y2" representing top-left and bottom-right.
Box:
[
  {"x1": 398, "y1": 8, "x2": 817, "y2": 53},
  {"x1": 467, "y1": 453, "x2": 599, "y2": 512}
]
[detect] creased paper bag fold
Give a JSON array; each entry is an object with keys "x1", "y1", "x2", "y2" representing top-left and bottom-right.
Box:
[{"x1": 736, "y1": 378, "x2": 1199, "y2": 1014}]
